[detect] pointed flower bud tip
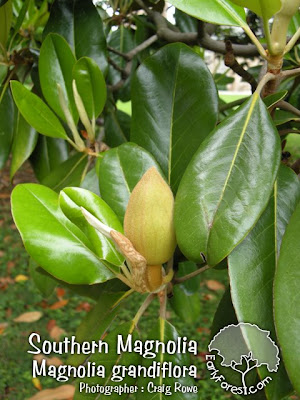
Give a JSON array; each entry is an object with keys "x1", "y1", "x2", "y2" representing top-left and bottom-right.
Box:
[{"x1": 124, "y1": 167, "x2": 177, "y2": 265}]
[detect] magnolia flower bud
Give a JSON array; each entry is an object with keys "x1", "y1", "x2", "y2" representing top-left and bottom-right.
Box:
[{"x1": 124, "y1": 167, "x2": 177, "y2": 266}]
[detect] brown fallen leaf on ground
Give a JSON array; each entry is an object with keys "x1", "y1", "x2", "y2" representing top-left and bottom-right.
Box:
[
  {"x1": 205, "y1": 280, "x2": 225, "y2": 291},
  {"x1": 32, "y1": 377, "x2": 42, "y2": 391},
  {"x1": 49, "y1": 326, "x2": 66, "y2": 341},
  {"x1": 28, "y1": 385, "x2": 75, "y2": 400},
  {"x1": 49, "y1": 299, "x2": 69, "y2": 310},
  {"x1": 46, "y1": 319, "x2": 57, "y2": 333},
  {"x1": 0, "y1": 322, "x2": 8, "y2": 334},
  {"x1": 15, "y1": 274, "x2": 29, "y2": 282},
  {"x1": 13, "y1": 311, "x2": 43, "y2": 323},
  {"x1": 56, "y1": 287, "x2": 66, "y2": 299},
  {"x1": 34, "y1": 354, "x2": 63, "y2": 367},
  {"x1": 75, "y1": 302, "x2": 91, "y2": 312},
  {"x1": 0, "y1": 276, "x2": 14, "y2": 290}
]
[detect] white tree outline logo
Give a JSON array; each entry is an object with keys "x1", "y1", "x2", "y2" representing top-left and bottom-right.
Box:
[{"x1": 208, "y1": 323, "x2": 280, "y2": 392}]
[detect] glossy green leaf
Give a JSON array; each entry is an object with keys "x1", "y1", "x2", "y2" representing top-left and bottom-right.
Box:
[
  {"x1": 0, "y1": 0, "x2": 12, "y2": 51},
  {"x1": 11, "y1": 184, "x2": 114, "y2": 284},
  {"x1": 168, "y1": 0, "x2": 246, "y2": 26},
  {"x1": 39, "y1": 33, "x2": 78, "y2": 122},
  {"x1": 0, "y1": 65, "x2": 7, "y2": 86},
  {"x1": 9, "y1": 0, "x2": 30, "y2": 47},
  {"x1": 69, "y1": 291, "x2": 126, "y2": 367},
  {"x1": 80, "y1": 166, "x2": 100, "y2": 196},
  {"x1": 228, "y1": 165, "x2": 299, "y2": 399},
  {"x1": 175, "y1": 95, "x2": 281, "y2": 266},
  {"x1": 175, "y1": 8, "x2": 197, "y2": 33},
  {"x1": 29, "y1": 259, "x2": 56, "y2": 298},
  {"x1": 11, "y1": 81, "x2": 68, "y2": 140},
  {"x1": 274, "y1": 200, "x2": 300, "y2": 393},
  {"x1": 98, "y1": 142, "x2": 163, "y2": 222},
  {"x1": 136, "y1": 319, "x2": 198, "y2": 400},
  {"x1": 170, "y1": 262, "x2": 201, "y2": 324},
  {"x1": 41, "y1": 153, "x2": 88, "y2": 192},
  {"x1": 74, "y1": 321, "x2": 140, "y2": 400},
  {"x1": 230, "y1": 0, "x2": 282, "y2": 19},
  {"x1": 44, "y1": 0, "x2": 108, "y2": 74},
  {"x1": 104, "y1": 109, "x2": 130, "y2": 147},
  {"x1": 30, "y1": 136, "x2": 69, "y2": 182},
  {"x1": 0, "y1": 87, "x2": 14, "y2": 169},
  {"x1": 131, "y1": 43, "x2": 218, "y2": 192},
  {"x1": 62, "y1": 279, "x2": 128, "y2": 301},
  {"x1": 73, "y1": 57, "x2": 106, "y2": 120},
  {"x1": 10, "y1": 113, "x2": 38, "y2": 180},
  {"x1": 274, "y1": 110, "x2": 300, "y2": 126},
  {"x1": 73, "y1": 0, "x2": 108, "y2": 74},
  {"x1": 59, "y1": 187, "x2": 124, "y2": 266},
  {"x1": 263, "y1": 90, "x2": 287, "y2": 109}
]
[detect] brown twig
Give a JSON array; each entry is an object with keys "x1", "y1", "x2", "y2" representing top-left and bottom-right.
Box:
[
  {"x1": 277, "y1": 100, "x2": 300, "y2": 117},
  {"x1": 224, "y1": 41, "x2": 257, "y2": 93},
  {"x1": 135, "y1": 0, "x2": 263, "y2": 57},
  {"x1": 279, "y1": 129, "x2": 300, "y2": 136},
  {"x1": 219, "y1": 97, "x2": 249, "y2": 112},
  {"x1": 173, "y1": 265, "x2": 209, "y2": 284},
  {"x1": 292, "y1": 158, "x2": 300, "y2": 174}
]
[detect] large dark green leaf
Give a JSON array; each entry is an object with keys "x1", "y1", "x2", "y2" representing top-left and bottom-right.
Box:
[
  {"x1": 11, "y1": 81, "x2": 68, "y2": 140},
  {"x1": 29, "y1": 259, "x2": 56, "y2": 298},
  {"x1": 274, "y1": 200, "x2": 300, "y2": 393},
  {"x1": 228, "y1": 166, "x2": 299, "y2": 399},
  {"x1": 170, "y1": 262, "x2": 201, "y2": 324},
  {"x1": 39, "y1": 33, "x2": 78, "y2": 122},
  {"x1": 131, "y1": 43, "x2": 218, "y2": 192},
  {"x1": 168, "y1": 0, "x2": 246, "y2": 26},
  {"x1": 0, "y1": 0, "x2": 12, "y2": 51},
  {"x1": 30, "y1": 136, "x2": 69, "y2": 182},
  {"x1": 73, "y1": 57, "x2": 106, "y2": 120},
  {"x1": 10, "y1": 113, "x2": 38, "y2": 180},
  {"x1": 73, "y1": 0, "x2": 107, "y2": 74},
  {"x1": 175, "y1": 8, "x2": 197, "y2": 33},
  {"x1": 104, "y1": 109, "x2": 130, "y2": 147},
  {"x1": 74, "y1": 322, "x2": 140, "y2": 400},
  {"x1": 11, "y1": 184, "x2": 114, "y2": 284},
  {"x1": 44, "y1": 0, "x2": 108, "y2": 74},
  {"x1": 210, "y1": 289, "x2": 266, "y2": 398},
  {"x1": 98, "y1": 142, "x2": 163, "y2": 222},
  {"x1": 69, "y1": 291, "x2": 126, "y2": 367},
  {"x1": 230, "y1": 0, "x2": 281, "y2": 19},
  {"x1": 175, "y1": 95, "x2": 281, "y2": 266},
  {"x1": 0, "y1": 87, "x2": 14, "y2": 169},
  {"x1": 59, "y1": 187, "x2": 124, "y2": 266},
  {"x1": 41, "y1": 153, "x2": 88, "y2": 192},
  {"x1": 136, "y1": 319, "x2": 197, "y2": 400}
]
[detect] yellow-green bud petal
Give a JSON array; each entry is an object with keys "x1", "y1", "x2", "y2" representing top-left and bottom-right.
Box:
[{"x1": 124, "y1": 167, "x2": 176, "y2": 265}]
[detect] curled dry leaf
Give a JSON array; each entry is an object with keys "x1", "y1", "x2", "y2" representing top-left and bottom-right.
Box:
[
  {"x1": 49, "y1": 299, "x2": 69, "y2": 310},
  {"x1": 205, "y1": 280, "x2": 225, "y2": 291},
  {"x1": 13, "y1": 311, "x2": 43, "y2": 323},
  {"x1": 28, "y1": 385, "x2": 75, "y2": 400}
]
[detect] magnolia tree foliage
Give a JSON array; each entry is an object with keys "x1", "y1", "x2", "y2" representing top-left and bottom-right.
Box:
[{"x1": 1, "y1": 0, "x2": 300, "y2": 398}]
